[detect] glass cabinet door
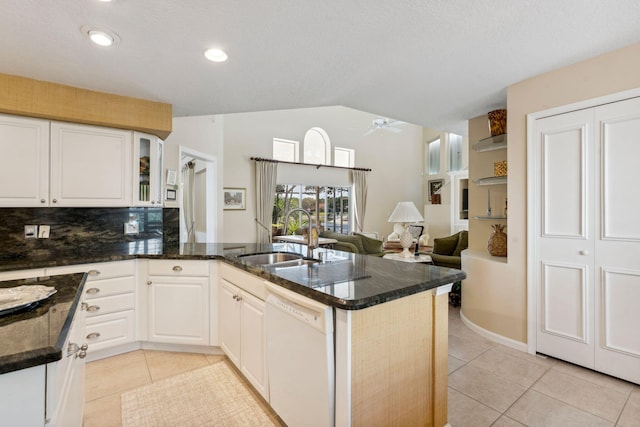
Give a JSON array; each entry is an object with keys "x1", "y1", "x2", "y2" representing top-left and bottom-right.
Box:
[{"x1": 134, "y1": 132, "x2": 163, "y2": 206}]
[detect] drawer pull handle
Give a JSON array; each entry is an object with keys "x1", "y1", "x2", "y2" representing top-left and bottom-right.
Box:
[
  {"x1": 88, "y1": 269, "x2": 101, "y2": 276},
  {"x1": 172, "y1": 266, "x2": 183, "y2": 272},
  {"x1": 86, "y1": 287, "x2": 100, "y2": 295},
  {"x1": 87, "y1": 305, "x2": 100, "y2": 312},
  {"x1": 86, "y1": 332, "x2": 101, "y2": 340}
]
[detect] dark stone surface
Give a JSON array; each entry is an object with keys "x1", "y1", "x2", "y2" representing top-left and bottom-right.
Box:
[
  {"x1": 0, "y1": 207, "x2": 177, "y2": 263},
  {"x1": 0, "y1": 242, "x2": 466, "y2": 310},
  {"x1": 0, "y1": 273, "x2": 86, "y2": 375}
]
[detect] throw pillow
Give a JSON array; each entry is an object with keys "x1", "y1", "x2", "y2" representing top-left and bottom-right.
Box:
[
  {"x1": 433, "y1": 233, "x2": 460, "y2": 255},
  {"x1": 452, "y1": 230, "x2": 469, "y2": 257},
  {"x1": 355, "y1": 233, "x2": 383, "y2": 254}
]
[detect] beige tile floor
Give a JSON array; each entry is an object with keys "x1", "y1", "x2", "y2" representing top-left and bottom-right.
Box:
[
  {"x1": 447, "y1": 306, "x2": 640, "y2": 427},
  {"x1": 84, "y1": 307, "x2": 640, "y2": 427}
]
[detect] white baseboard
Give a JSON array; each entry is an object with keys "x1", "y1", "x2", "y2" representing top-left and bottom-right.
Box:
[
  {"x1": 86, "y1": 341, "x2": 224, "y2": 362},
  {"x1": 459, "y1": 309, "x2": 528, "y2": 353}
]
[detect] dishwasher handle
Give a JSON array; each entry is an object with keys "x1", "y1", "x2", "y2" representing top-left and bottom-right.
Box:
[{"x1": 264, "y1": 282, "x2": 333, "y2": 334}]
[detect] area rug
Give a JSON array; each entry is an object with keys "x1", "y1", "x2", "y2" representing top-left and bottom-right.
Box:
[{"x1": 121, "y1": 361, "x2": 277, "y2": 427}]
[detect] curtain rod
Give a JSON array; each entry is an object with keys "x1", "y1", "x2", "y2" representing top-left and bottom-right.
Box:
[{"x1": 250, "y1": 157, "x2": 372, "y2": 172}]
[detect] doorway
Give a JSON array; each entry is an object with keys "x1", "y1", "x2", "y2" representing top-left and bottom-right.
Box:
[{"x1": 179, "y1": 146, "x2": 217, "y2": 244}]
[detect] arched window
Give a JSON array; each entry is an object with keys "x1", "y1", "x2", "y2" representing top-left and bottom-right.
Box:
[{"x1": 303, "y1": 127, "x2": 331, "y2": 165}]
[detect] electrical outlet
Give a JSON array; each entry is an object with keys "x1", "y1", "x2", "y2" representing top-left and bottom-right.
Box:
[
  {"x1": 124, "y1": 221, "x2": 139, "y2": 235},
  {"x1": 25, "y1": 225, "x2": 38, "y2": 239},
  {"x1": 38, "y1": 225, "x2": 51, "y2": 238}
]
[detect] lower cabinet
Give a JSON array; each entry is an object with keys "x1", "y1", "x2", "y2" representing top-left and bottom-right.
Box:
[
  {"x1": 219, "y1": 268, "x2": 268, "y2": 400},
  {"x1": 147, "y1": 260, "x2": 210, "y2": 346},
  {"x1": 46, "y1": 260, "x2": 137, "y2": 360}
]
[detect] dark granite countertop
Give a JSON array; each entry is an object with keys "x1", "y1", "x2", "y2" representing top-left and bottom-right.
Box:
[
  {"x1": 0, "y1": 273, "x2": 86, "y2": 375},
  {"x1": 0, "y1": 241, "x2": 465, "y2": 310}
]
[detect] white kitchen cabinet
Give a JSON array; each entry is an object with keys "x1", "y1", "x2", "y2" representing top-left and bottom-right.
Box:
[
  {"x1": 219, "y1": 264, "x2": 268, "y2": 400},
  {"x1": 147, "y1": 260, "x2": 210, "y2": 346},
  {"x1": 133, "y1": 131, "x2": 164, "y2": 206},
  {"x1": 46, "y1": 261, "x2": 137, "y2": 361},
  {"x1": 0, "y1": 114, "x2": 50, "y2": 207},
  {"x1": 49, "y1": 122, "x2": 132, "y2": 206}
]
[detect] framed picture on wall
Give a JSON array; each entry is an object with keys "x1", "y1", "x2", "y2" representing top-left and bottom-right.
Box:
[
  {"x1": 223, "y1": 188, "x2": 246, "y2": 210},
  {"x1": 428, "y1": 179, "x2": 444, "y2": 204}
]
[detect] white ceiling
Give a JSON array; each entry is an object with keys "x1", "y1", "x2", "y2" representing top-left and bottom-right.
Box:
[{"x1": 1, "y1": 0, "x2": 639, "y2": 135}]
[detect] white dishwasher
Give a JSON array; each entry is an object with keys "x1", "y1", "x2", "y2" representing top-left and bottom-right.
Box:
[{"x1": 264, "y1": 282, "x2": 335, "y2": 427}]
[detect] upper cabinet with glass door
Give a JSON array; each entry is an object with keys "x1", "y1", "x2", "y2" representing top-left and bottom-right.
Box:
[{"x1": 133, "y1": 132, "x2": 164, "y2": 206}]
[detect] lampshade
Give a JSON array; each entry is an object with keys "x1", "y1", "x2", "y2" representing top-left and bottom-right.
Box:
[{"x1": 388, "y1": 202, "x2": 424, "y2": 223}]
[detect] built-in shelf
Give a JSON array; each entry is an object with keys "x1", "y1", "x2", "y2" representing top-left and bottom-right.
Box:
[
  {"x1": 472, "y1": 134, "x2": 507, "y2": 152},
  {"x1": 475, "y1": 176, "x2": 508, "y2": 186},
  {"x1": 473, "y1": 216, "x2": 507, "y2": 220}
]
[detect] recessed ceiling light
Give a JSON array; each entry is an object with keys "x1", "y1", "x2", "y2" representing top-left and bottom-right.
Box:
[
  {"x1": 204, "y1": 48, "x2": 228, "y2": 62},
  {"x1": 81, "y1": 25, "x2": 119, "y2": 47}
]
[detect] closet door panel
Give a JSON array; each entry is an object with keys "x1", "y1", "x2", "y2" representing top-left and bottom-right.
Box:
[{"x1": 534, "y1": 109, "x2": 595, "y2": 368}]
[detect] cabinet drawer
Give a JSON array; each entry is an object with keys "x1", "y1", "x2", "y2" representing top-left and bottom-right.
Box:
[
  {"x1": 84, "y1": 293, "x2": 135, "y2": 317},
  {"x1": 85, "y1": 310, "x2": 135, "y2": 352},
  {"x1": 84, "y1": 276, "x2": 136, "y2": 299},
  {"x1": 148, "y1": 260, "x2": 209, "y2": 276},
  {"x1": 47, "y1": 260, "x2": 136, "y2": 281},
  {"x1": 220, "y1": 263, "x2": 267, "y2": 300}
]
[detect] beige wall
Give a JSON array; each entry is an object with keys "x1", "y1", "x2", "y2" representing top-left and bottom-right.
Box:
[
  {"x1": 463, "y1": 42, "x2": 640, "y2": 344},
  {"x1": 222, "y1": 106, "x2": 426, "y2": 243}
]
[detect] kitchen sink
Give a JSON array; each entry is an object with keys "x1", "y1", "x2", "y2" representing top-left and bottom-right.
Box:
[{"x1": 237, "y1": 252, "x2": 320, "y2": 268}]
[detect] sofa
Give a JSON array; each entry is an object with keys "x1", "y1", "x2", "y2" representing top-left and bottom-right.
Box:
[
  {"x1": 429, "y1": 230, "x2": 468, "y2": 269},
  {"x1": 319, "y1": 230, "x2": 386, "y2": 256}
]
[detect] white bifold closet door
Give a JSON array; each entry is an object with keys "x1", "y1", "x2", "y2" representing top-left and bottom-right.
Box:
[{"x1": 534, "y1": 97, "x2": 640, "y2": 384}]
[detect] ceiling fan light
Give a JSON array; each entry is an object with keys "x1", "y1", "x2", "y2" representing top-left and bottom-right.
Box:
[{"x1": 204, "y1": 48, "x2": 228, "y2": 62}]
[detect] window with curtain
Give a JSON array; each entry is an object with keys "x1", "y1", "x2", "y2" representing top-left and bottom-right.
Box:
[
  {"x1": 428, "y1": 138, "x2": 440, "y2": 175},
  {"x1": 273, "y1": 138, "x2": 299, "y2": 162},
  {"x1": 449, "y1": 133, "x2": 463, "y2": 171},
  {"x1": 303, "y1": 127, "x2": 331, "y2": 164},
  {"x1": 273, "y1": 184, "x2": 351, "y2": 235}
]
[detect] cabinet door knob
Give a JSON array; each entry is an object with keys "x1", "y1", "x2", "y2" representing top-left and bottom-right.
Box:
[
  {"x1": 80, "y1": 344, "x2": 89, "y2": 351},
  {"x1": 172, "y1": 265, "x2": 183, "y2": 272},
  {"x1": 86, "y1": 287, "x2": 100, "y2": 295},
  {"x1": 147, "y1": 280, "x2": 152, "y2": 286},
  {"x1": 78, "y1": 351, "x2": 87, "y2": 359},
  {"x1": 52, "y1": 198, "x2": 57, "y2": 203},
  {"x1": 579, "y1": 250, "x2": 589, "y2": 255},
  {"x1": 86, "y1": 332, "x2": 101, "y2": 340},
  {"x1": 40, "y1": 199, "x2": 46, "y2": 203}
]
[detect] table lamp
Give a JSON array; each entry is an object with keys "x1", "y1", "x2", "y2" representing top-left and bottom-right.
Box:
[{"x1": 388, "y1": 201, "x2": 424, "y2": 258}]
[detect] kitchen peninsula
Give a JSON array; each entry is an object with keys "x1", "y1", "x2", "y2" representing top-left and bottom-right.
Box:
[{"x1": 0, "y1": 242, "x2": 464, "y2": 427}]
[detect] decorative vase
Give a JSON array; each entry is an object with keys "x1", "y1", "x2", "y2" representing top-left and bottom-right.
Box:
[
  {"x1": 487, "y1": 224, "x2": 507, "y2": 257},
  {"x1": 487, "y1": 109, "x2": 507, "y2": 136}
]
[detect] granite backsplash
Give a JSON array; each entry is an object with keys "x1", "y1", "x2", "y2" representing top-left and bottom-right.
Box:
[{"x1": 0, "y1": 207, "x2": 179, "y2": 261}]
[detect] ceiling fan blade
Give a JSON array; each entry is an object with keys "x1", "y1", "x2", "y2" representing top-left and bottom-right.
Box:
[
  {"x1": 388, "y1": 120, "x2": 406, "y2": 127},
  {"x1": 384, "y1": 126, "x2": 402, "y2": 133},
  {"x1": 363, "y1": 128, "x2": 376, "y2": 136}
]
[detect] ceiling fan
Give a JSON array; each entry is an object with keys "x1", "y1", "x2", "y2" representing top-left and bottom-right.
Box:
[{"x1": 363, "y1": 118, "x2": 406, "y2": 136}]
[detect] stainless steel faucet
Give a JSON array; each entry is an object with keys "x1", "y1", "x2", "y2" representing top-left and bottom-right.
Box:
[{"x1": 283, "y1": 208, "x2": 318, "y2": 258}]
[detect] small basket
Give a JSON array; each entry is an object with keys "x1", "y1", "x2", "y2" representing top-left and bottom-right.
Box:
[
  {"x1": 488, "y1": 109, "x2": 507, "y2": 136},
  {"x1": 494, "y1": 161, "x2": 507, "y2": 177}
]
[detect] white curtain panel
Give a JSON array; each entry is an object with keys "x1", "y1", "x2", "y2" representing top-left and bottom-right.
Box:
[
  {"x1": 352, "y1": 170, "x2": 368, "y2": 233},
  {"x1": 255, "y1": 161, "x2": 278, "y2": 243}
]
